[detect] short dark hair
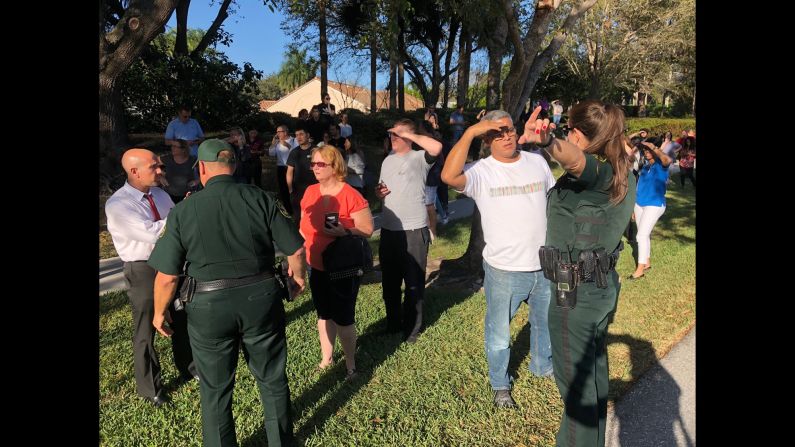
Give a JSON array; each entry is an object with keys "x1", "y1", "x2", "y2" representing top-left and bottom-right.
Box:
[{"x1": 177, "y1": 104, "x2": 192, "y2": 112}]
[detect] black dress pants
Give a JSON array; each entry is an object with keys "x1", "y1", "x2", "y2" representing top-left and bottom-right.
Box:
[{"x1": 124, "y1": 261, "x2": 196, "y2": 397}]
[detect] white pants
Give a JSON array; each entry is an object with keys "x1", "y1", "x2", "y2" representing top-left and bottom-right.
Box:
[{"x1": 634, "y1": 204, "x2": 666, "y2": 265}]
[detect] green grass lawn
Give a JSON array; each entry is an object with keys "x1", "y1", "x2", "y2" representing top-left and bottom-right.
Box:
[{"x1": 100, "y1": 180, "x2": 694, "y2": 446}]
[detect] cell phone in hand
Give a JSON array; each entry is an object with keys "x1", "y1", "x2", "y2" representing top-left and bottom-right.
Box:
[{"x1": 324, "y1": 212, "x2": 339, "y2": 228}]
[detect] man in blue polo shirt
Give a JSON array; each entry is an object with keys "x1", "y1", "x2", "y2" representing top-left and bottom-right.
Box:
[{"x1": 165, "y1": 104, "x2": 205, "y2": 157}]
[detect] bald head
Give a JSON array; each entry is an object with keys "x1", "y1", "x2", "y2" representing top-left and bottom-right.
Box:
[
  {"x1": 122, "y1": 148, "x2": 155, "y2": 172},
  {"x1": 121, "y1": 148, "x2": 163, "y2": 192}
]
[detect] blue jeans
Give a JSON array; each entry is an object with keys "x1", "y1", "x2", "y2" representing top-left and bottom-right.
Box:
[
  {"x1": 434, "y1": 195, "x2": 448, "y2": 220},
  {"x1": 483, "y1": 260, "x2": 553, "y2": 390}
]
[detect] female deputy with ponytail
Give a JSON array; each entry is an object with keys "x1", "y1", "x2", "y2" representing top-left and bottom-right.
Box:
[{"x1": 519, "y1": 100, "x2": 635, "y2": 447}]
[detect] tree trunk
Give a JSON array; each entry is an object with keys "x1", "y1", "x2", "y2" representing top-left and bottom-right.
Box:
[
  {"x1": 370, "y1": 32, "x2": 377, "y2": 114},
  {"x1": 99, "y1": 0, "x2": 177, "y2": 160},
  {"x1": 174, "y1": 0, "x2": 190, "y2": 56},
  {"x1": 398, "y1": 64, "x2": 405, "y2": 112},
  {"x1": 319, "y1": 0, "x2": 328, "y2": 98},
  {"x1": 501, "y1": 0, "x2": 598, "y2": 120},
  {"x1": 464, "y1": 205, "x2": 486, "y2": 275},
  {"x1": 456, "y1": 26, "x2": 471, "y2": 108},
  {"x1": 389, "y1": 58, "x2": 397, "y2": 110},
  {"x1": 442, "y1": 19, "x2": 460, "y2": 108},
  {"x1": 485, "y1": 24, "x2": 506, "y2": 111},
  {"x1": 427, "y1": 38, "x2": 442, "y2": 109},
  {"x1": 99, "y1": 73, "x2": 130, "y2": 162},
  {"x1": 398, "y1": 25, "x2": 405, "y2": 112}
]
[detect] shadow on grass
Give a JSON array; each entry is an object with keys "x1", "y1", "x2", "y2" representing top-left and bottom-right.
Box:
[
  {"x1": 508, "y1": 323, "x2": 531, "y2": 383},
  {"x1": 607, "y1": 333, "x2": 657, "y2": 402},
  {"x1": 239, "y1": 287, "x2": 474, "y2": 446},
  {"x1": 653, "y1": 188, "x2": 696, "y2": 245},
  {"x1": 99, "y1": 291, "x2": 129, "y2": 315},
  {"x1": 621, "y1": 187, "x2": 694, "y2": 268}
]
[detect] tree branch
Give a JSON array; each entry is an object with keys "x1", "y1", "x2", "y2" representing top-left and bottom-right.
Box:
[
  {"x1": 175, "y1": 0, "x2": 190, "y2": 56},
  {"x1": 191, "y1": 0, "x2": 232, "y2": 58}
]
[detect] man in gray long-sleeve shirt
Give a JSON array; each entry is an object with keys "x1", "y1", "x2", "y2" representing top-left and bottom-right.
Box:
[{"x1": 375, "y1": 118, "x2": 442, "y2": 343}]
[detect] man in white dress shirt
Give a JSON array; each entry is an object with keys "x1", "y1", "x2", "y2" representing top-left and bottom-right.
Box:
[{"x1": 105, "y1": 148, "x2": 196, "y2": 407}]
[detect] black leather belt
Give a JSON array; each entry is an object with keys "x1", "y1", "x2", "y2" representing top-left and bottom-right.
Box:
[{"x1": 195, "y1": 271, "x2": 274, "y2": 293}]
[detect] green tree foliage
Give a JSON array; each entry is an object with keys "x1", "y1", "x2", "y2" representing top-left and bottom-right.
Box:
[
  {"x1": 119, "y1": 29, "x2": 262, "y2": 133},
  {"x1": 275, "y1": 44, "x2": 319, "y2": 92},
  {"x1": 559, "y1": 0, "x2": 695, "y2": 113},
  {"x1": 257, "y1": 74, "x2": 286, "y2": 100},
  {"x1": 405, "y1": 82, "x2": 423, "y2": 100},
  {"x1": 152, "y1": 28, "x2": 219, "y2": 57}
]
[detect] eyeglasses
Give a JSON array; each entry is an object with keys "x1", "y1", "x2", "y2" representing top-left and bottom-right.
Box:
[
  {"x1": 324, "y1": 97, "x2": 330, "y2": 100},
  {"x1": 310, "y1": 161, "x2": 330, "y2": 168},
  {"x1": 562, "y1": 126, "x2": 575, "y2": 137},
  {"x1": 484, "y1": 126, "x2": 517, "y2": 141}
]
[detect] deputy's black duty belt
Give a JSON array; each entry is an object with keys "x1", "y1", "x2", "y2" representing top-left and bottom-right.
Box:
[{"x1": 195, "y1": 271, "x2": 274, "y2": 293}]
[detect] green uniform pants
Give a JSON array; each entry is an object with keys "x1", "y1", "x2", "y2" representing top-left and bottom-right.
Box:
[
  {"x1": 185, "y1": 278, "x2": 293, "y2": 447},
  {"x1": 548, "y1": 271, "x2": 620, "y2": 447}
]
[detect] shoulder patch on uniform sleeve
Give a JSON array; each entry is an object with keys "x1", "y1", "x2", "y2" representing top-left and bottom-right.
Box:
[{"x1": 276, "y1": 199, "x2": 293, "y2": 220}]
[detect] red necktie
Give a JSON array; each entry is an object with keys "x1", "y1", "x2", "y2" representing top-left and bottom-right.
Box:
[{"x1": 145, "y1": 193, "x2": 162, "y2": 221}]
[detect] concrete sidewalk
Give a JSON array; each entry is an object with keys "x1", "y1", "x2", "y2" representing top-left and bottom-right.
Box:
[{"x1": 606, "y1": 326, "x2": 696, "y2": 446}]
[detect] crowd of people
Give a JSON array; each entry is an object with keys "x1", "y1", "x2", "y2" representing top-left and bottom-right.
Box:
[{"x1": 105, "y1": 93, "x2": 694, "y2": 447}]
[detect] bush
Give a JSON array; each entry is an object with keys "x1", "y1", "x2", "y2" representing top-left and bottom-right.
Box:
[
  {"x1": 626, "y1": 117, "x2": 696, "y2": 139},
  {"x1": 241, "y1": 111, "x2": 297, "y2": 135}
]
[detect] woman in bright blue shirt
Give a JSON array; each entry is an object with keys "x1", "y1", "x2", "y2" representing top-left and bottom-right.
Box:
[{"x1": 629, "y1": 141, "x2": 673, "y2": 279}]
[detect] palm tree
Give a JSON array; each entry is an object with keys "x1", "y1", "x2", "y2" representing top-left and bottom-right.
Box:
[{"x1": 276, "y1": 45, "x2": 319, "y2": 92}]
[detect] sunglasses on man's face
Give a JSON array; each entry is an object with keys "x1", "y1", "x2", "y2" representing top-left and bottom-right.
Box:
[
  {"x1": 310, "y1": 161, "x2": 330, "y2": 168},
  {"x1": 484, "y1": 126, "x2": 517, "y2": 141}
]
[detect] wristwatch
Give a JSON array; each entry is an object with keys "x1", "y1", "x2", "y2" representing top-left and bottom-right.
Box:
[{"x1": 537, "y1": 134, "x2": 556, "y2": 148}]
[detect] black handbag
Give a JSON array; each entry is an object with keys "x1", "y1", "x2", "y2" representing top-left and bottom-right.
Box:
[{"x1": 322, "y1": 235, "x2": 373, "y2": 280}]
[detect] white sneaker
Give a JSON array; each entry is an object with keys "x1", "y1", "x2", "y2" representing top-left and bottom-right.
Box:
[{"x1": 440, "y1": 216, "x2": 449, "y2": 225}]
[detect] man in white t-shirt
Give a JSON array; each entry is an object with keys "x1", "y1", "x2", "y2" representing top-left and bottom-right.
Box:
[
  {"x1": 375, "y1": 118, "x2": 442, "y2": 343},
  {"x1": 441, "y1": 110, "x2": 555, "y2": 409}
]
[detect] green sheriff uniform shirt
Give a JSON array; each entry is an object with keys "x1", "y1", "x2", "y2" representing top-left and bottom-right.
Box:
[
  {"x1": 148, "y1": 175, "x2": 303, "y2": 280},
  {"x1": 545, "y1": 154, "x2": 636, "y2": 262}
]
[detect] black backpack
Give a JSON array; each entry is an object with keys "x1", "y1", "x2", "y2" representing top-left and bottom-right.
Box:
[{"x1": 322, "y1": 235, "x2": 373, "y2": 280}]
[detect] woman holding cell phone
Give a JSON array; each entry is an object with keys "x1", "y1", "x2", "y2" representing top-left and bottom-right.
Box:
[{"x1": 299, "y1": 145, "x2": 374, "y2": 380}]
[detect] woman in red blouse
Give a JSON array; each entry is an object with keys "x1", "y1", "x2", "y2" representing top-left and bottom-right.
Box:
[{"x1": 300, "y1": 146, "x2": 374, "y2": 380}]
